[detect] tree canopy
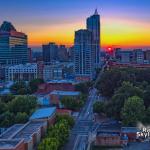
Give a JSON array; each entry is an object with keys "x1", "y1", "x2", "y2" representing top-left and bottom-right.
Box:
[
  {"x1": 94, "y1": 67, "x2": 150, "y2": 126},
  {"x1": 121, "y1": 96, "x2": 145, "y2": 126},
  {"x1": 0, "y1": 95, "x2": 37, "y2": 127},
  {"x1": 38, "y1": 115, "x2": 74, "y2": 150}
]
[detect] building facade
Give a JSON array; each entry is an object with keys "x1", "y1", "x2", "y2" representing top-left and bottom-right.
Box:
[
  {"x1": 0, "y1": 21, "x2": 28, "y2": 65},
  {"x1": 5, "y1": 63, "x2": 37, "y2": 81},
  {"x1": 43, "y1": 65, "x2": 63, "y2": 81},
  {"x1": 133, "y1": 49, "x2": 144, "y2": 64},
  {"x1": 58, "y1": 45, "x2": 69, "y2": 62},
  {"x1": 87, "y1": 9, "x2": 101, "y2": 68},
  {"x1": 74, "y1": 29, "x2": 94, "y2": 80},
  {"x1": 42, "y1": 42, "x2": 58, "y2": 63}
]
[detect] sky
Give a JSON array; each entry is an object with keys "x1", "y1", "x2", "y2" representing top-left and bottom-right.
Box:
[{"x1": 0, "y1": 0, "x2": 150, "y2": 50}]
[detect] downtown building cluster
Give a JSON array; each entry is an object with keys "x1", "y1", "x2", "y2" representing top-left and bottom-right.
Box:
[
  {"x1": 74, "y1": 9, "x2": 101, "y2": 81},
  {"x1": 107, "y1": 48, "x2": 150, "y2": 69},
  {"x1": 0, "y1": 10, "x2": 101, "y2": 82}
]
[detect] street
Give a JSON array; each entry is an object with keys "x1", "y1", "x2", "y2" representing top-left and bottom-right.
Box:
[
  {"x1": 64, "y1": 65, "x2": 106, "y2": 150},
  {"x1": 64, "y1": 88, "x2": 98, "y2": 150}
]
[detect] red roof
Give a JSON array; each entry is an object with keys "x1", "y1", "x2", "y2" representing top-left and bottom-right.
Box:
[
  {"x1": 36, "y1": 82, "x2": 75, "y2": 95},
  {"x1": 56, "y1": 109, "x2": 72, "y2": 114}
]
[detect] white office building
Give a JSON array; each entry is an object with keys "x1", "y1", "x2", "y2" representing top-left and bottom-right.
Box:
[{"x1": 5, "y1": 63, "x2": 37, "y2": 81}]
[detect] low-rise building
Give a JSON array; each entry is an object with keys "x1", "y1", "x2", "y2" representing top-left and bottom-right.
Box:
[
  {"x1": 95, "y1": 123, "x2": 122, "y2": 147},
  {"x1": 121, "y1": 127, "x2": 139, "y2": 142},
  {"x1": 50, "y1": 90, "x2": 80, "y2": 107},
  {"x1": 35, "y1": 94, "x2": 50, "y2": 106},
  {"x1": 30, "y1": 107, "x2": 56, "y2": 126},
  {"x1": 0, "y1": 107, "x2": 56, "y2": 150},
  {"x1": 5, "y1": 63, "x2": 37, "y2": 81},
  {"x1": 43, "y1": 65, "x2": 63, "y2": 81},
  {"x1": 36, "y1": 80, "x2": 75, "y2": 95},
  {"x1": 0, "y1": 139, "x2": 25, "y2": 150},
  {"x1": 56, "y1": 109, "x2": 72, "y2": 116},
  {"x1": 0, "y1": 121, "x2": 47, "y2": 150}
]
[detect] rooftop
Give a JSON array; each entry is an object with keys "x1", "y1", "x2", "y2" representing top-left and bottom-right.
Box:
[
  {"x1": 30, "y1": 107, "x2": 56, "y2": 120},
  {"x1": 7, "y1": 63, "x2": 37, "y2": 69},
  {"x1": 0, "y1": 139, "x2": 23, "y2": 149},
  {"x1": 97, "y1": 121, "x2": 121, "y2": 134},
  {"x1": 0, "y1": 21, "x2": 16, "y2": 32},
  {"x1": 50, "y1": 90, "x2": 80, "y2": 96},
  {"x1": 47, "y1": 79, "x2": 76, "y2": 84},
  {"x1": 97, "y1": 132, "x2": 120, "y2": 137},
  {"x1": 121, "y1": 127, "x2": 140, "y2": 133},
  {"x1": 0, "y1": 124, "x2": 23, "y2": 139},
  {"x1": 12, "y1": 121, "x2": 47, "y2": 142}
]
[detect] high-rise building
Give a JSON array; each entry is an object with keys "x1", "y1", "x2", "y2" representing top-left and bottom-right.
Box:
[
  {"x1": 42, "y1": 42, "x2": 58, "y2": 63},
  {"x1": 144, "y1": 50, "x2": 150, "y2": 62},
  {"x1": 0, "y1": 21, "x2": 28, "y2": 65},
  {"x1": 74, "y1": 29, "x2": 94, "y2": 81},
  {"x1": 87, "y1": 9, "x2": 100, "y2": 68},
  {"x1": 58, "y1": 45, "x2": 68, "y2": 62},
  {"x1": 68, "y1": 46, "x2": 74, "y2": 61},
  {"x1": 120, "y1": 51, "x2": 132, "y2": 64},
  {"x1": 133, "y1": 49, "x2": 144, "y2": 64}
]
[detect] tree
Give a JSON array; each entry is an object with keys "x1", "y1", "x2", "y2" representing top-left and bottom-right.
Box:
[
  {"x1": 56, "y1": 115, "x2": 75, "y2": 128},
  {"x1": 10, "y1": 82, "x2": 30, "y2": 95},
  {"x1": 61, "y1": 96, "x2": 84, "y2": 111},
  {"x1": 93, "y1": 101, "x2": 105, "y2": 114},
  {"x1": 15, "y1": 112, "x2": 28, "y2": 123},
  {"x1": 96, "y1": 68, "x2": 137, "y2": 97},
  {"x1": 38, "y1": 138, "x2": 59, "y2": 150},
  {"x1": 0, "y1": 101, "x2": 7, "y2": 114},
  {"x1": 0, "y1": 111, "x2": 15, "y2": 127},
  {"x1": 75, "y1": 81, "x2": 92, "y2": 94},
  {"x1": 29, "y1": 78, "x2": 44, "y2": 93},
  {"x1": 106, "y1": 82, "x2": 143, "y2": 120},
  {"x1": 0, "y1": 94, "x2": 15, "y2": 103},
  {"x1": 121, "y1": 96, "x2": 145, "y2": 126},
  {"x1": 38, "y1": 115, "x2": 74, "y2": 150},
  {"x1": 8, "y1": 95, "x2": 37, "y2": 115},
  {"x1": 143, "y1": 107, "x2": 150, "y2": 124},
  {"x1": 143, "y1": 85, "x2": 150, "y2": 108}
]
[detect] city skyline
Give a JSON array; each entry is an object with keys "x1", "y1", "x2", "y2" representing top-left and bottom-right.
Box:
[{"x1": 0, "y1": 0, "x2": 150, "y2": 50}]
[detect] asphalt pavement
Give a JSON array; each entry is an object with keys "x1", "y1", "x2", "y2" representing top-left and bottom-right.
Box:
[
  {"x1": 64, "y1": 88, "x2": 98, "y2": 150},
  {"x1": 64, "y1": 65, "x2": 106, "y2": 150}
]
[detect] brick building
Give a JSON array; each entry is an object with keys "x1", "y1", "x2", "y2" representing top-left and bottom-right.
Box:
[
  {"x1": 36, "y1": 80, "x2": 75, "y2": 95},
  {"x1": 0, "y1": 107, "x2": 56, "y2": 150},
  {"x1": 49, "y1": 90, "x2": 80, "y2": 107}
]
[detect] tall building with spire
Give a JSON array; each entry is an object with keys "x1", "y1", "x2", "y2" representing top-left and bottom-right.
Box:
[
  {"x1": 0, "y1": 21, "x2": 28, "y2": 65},
  {"x1": 87, "y1": 9, "x2": 100, "y2": 68}
]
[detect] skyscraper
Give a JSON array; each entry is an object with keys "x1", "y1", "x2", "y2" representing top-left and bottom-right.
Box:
[
  {"x1": 74, "y1": 29, "x2": 94, "y2": 81},
  {"x1": 42, "y1": 42, "x2": 58, "y2": 63},
  {"x1": 87, "y1": 9, "x2": 100, "y2": 68},
  {"x1": 0, "y1": 21, "x2": 28, "y2": 65}
]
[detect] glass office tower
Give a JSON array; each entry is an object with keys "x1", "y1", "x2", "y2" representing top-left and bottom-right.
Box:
[
  {"x1": 74, "y1": 29, "x2": 94, "y2": 80},
  {"x1": 87, "y1": 9, "x2": 100, "y2": 68},
  {"x1": 0, "y1": 21, "x2": 28, "y2": 65}
]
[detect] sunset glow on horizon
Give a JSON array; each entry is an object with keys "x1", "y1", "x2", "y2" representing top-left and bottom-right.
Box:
[{"x1": 1, "y1": 0, "x2": 150, "y2": 49}]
